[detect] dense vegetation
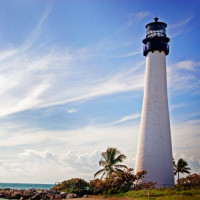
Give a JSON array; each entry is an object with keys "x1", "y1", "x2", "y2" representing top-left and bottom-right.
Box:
[
  {"x1": 91, "y1": 168, "x2": 152, "y2": 194},
  {"x1": 51, "y1": 148, "x2": 199, "y2": 199},
  {"x1": 51, "y1": 178, "x2": 91, "y2": 196},
  {"x1": 51, "y1": 168, "x2": 150, "y2": 196},
  {"x1": 177, "y1": 173, "x2": 200, "y2": 190}
]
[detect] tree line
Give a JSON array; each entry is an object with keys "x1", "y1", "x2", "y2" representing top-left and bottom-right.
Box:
[{"x1": 95, "y1": 147, "x2": 191, "y2": 182}]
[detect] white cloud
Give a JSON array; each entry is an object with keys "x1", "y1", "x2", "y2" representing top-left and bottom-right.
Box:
[
  {"x1": 19, "y1": 149, "x2": 58, "y2": 161},
  {"x1": 0, "y1": 110, "x2": 199, "y2": 183},
  {"x1": 176, "y1": 60, "x2": 200, "y2": 71},
  {"x1": 115, "y1": 50, "x2": 141, "y2": 58},
  {"x1": 167, "y1": 60, "x2": 200, "y2": 94},
  {"x1": 0, "y1": 43, "x2": 145, "y2": 117},
  {"x1": 168, "y1": 15, "x2": 193, "y2": 38},
  {"x1": 170, "y1": 103, "x2": 187, "y2": 111},
  {"x1": 170, "y1": 16, "x2": 193, "y2": 28},
  {"x1": 67, "y1": 108, "x2": 78, "y2": 113},
  {"x1": 3, "y1": 11, "x2": 198, "y2": 118},
  {"x1": 0, "y1": 149, "x2": 102, "y2": 183},
  {"x1": 0, "y1": 115, "x2": 140, "y2": 183},
  {"x1": 110, "y1": 113, "x2": 141, "y2": 125},
  {"x1": 126, "y1": 11, "x2": 150, "y2": 28}
]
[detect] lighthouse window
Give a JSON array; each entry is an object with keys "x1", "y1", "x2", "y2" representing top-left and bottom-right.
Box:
[
  {"x1": 146, "y1": 23, "x2": 166, "y2": 38},
  {"x1": 147, "y1": 29, "x2": 166, "y2": 38}
]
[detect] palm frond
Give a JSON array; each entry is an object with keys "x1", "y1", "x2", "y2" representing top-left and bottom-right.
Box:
[
  {"x1": 114, "y1": 164, "x2": 128, "y2": 169},
  {"x1": 94, "y1": 168, "x2": 105, "y2": 178},
  {"x1": 113, "y1": 154, "x2": 127, "y2": 164},
  {"x1": 107, "y1": 148, "x2": 116, "y2": 163},
  {"x1": 102, "y1": 152, "x2": 108, "y2": 162},
  {"x1": 114, "y1": 168, "x2": 124, "y2": 172},
  {"x1": 177, "y1": 158, "x2": 188, "y2": 168},
  {"x1": 99, "y1": 160, "x2": 106, "y2": 167},
  {"x1": 101, "y1": 171, "x2": 106, "y2": 180}
]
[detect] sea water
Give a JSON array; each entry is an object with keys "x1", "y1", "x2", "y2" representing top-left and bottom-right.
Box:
[{"x1": 0, "y1": 183, "x2": 54, "y2": 190}]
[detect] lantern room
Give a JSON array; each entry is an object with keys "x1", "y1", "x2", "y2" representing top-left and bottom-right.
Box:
[{"x1": 143, "y1": 17, "x2": 170, "y2": 56}]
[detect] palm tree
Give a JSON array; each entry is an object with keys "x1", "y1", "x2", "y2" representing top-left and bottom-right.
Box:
[
  {"x1": 174, "y1": 158, "x2": 191, "y2": 181},
  {"x1": 94, "y1": 147, "x2": 127, "y2": 179}
]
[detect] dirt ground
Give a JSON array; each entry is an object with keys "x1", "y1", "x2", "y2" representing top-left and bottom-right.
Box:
[{"x1": 78, "y1": 196, "x2": 134, "y2": 200}]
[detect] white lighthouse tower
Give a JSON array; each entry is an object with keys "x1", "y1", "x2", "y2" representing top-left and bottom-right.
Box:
[{"x1": 135, "y1": 17, "x2": 174, "y2": 187}]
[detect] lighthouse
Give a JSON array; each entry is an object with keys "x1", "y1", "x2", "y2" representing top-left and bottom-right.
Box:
[{"x1": 135, "y1": 17, "x2": 174, "y2": 187}]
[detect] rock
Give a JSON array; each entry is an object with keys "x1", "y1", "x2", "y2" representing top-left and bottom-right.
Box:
[
  {"x1": 59, "y1": 192, "x2": 67, "y2": 198},
  {"x1": 66, "y1": 193, "x2": 78, "y2": 199},
  {"x1": 47, "y1": 190, "x2": 56, "y2": 194},
  {"x1": 83, "y1": 194, "x2": 88, "y2": 198},
  {"x1": 37, "y1": 190, "x2": 43, "y2": 195},
  {"x1": 50, "y1": 194, "x2": 55, "y2": 199},
  {"x1": 30, "y1": 194, "x2": 40, "y2": 200},
  {"x1": 42, "y1": 190, "x2": 48, "y2": 195},
  {"x1": 22, "y1": 193, "x2": 32, "y2": 199},
  {"x1": 28, "y1": 189, "x2": 36, "y2": 193},
  {"x1": 10, "y1": 191, "x2": 21, "y2": 199},
  {"x1": 0, "y1": 192, "x2": 4, "y2": 198},
  {"x1": 0, "y1": 192, "x2": 6, "y2": 198}
]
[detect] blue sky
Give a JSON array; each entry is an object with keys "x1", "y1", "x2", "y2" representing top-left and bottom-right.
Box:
[{"x1": 0, "y1": 0, "x2": 199, "y2": 183}]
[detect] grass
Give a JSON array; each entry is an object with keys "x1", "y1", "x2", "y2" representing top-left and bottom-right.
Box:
[{"x1": 113, "y1": 189, "x2": 200, "y2": 200}]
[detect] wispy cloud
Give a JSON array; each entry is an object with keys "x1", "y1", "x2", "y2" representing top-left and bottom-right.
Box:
[
  {"x1": 168, "y1": 60, "x2": 200, "y2": 94},
  {"x1": 110, "y1": 113, "x2": 141, "y2": 125},
  {"x1": 0, "y1": 40, "x2": 145, "y2": 118},
  {"x1": 126, "y1": 11, "x2": 151, "y2": 28},
  {"x1": 169, "y1": 15, "x2": 193, "y2": 37},
  {"x1": 170, "y1": 15, "x2": 193, "y2": 28},
  {"x1": 0, "y1": 8, "x2": 51, "y2": 61},
  {"x1": 176, "y1": 60, "x2": 200, "y2": 71},
  {"x1": 67, "y1": 108, "x2": 79, "y2": 113},
  {"x1": 114, "y1": 50, "x2": 141, "y2": 58},
  {"x1": 170, "y1": 103, "x2": 187, "y2": 111}
]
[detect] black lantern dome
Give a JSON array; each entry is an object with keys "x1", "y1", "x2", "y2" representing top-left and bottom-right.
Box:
[{"x1": 143, "y1": 17, "x2": 170, "y2": 56}]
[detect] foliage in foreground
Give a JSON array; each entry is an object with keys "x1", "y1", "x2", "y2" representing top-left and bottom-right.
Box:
[
  {"x1": 90, "y1": 168, "x2": 154, "y2": 194},
  {"x1": 51, "y1": 178, "x2": 90, "y2": 196},
  {"x1": 177, "y1": 173, "x2": 200, "y2": 189},
  {"x1": 51, "y1": 171, "x2": 200, "y2": 198},
  {"x1": 51, "y1": 169, "x2": 151, "y2": 196},
  {"x1": 116, "y1": 189, "x2": 200, "y2": 199}
]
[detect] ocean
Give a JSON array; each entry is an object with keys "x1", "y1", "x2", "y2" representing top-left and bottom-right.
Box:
[{"x1": 0, "y1": 183, "x2": 54, "y2": 190}]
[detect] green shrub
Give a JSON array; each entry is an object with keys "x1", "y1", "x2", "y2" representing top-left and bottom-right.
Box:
[
  {"x1": 108, "y1": 188, "x2": 119, "y2": 195},
  {"x1": 177, "y1": 173, "x2": 200, "y2": 190},
  {"x1": 180, "y1": 190, "x2": 193, "y2": 195},
  {"x1": 90, "y1": 168, "x2": 148, "y2": 194},
  {"x1": 51, "y1": 178, "x2": 89, "y2": 196}
]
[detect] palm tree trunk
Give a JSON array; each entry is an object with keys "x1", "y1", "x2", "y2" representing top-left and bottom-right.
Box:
[{"x1": 178, "y1": 172, "x2": 179, "y2": 181}]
